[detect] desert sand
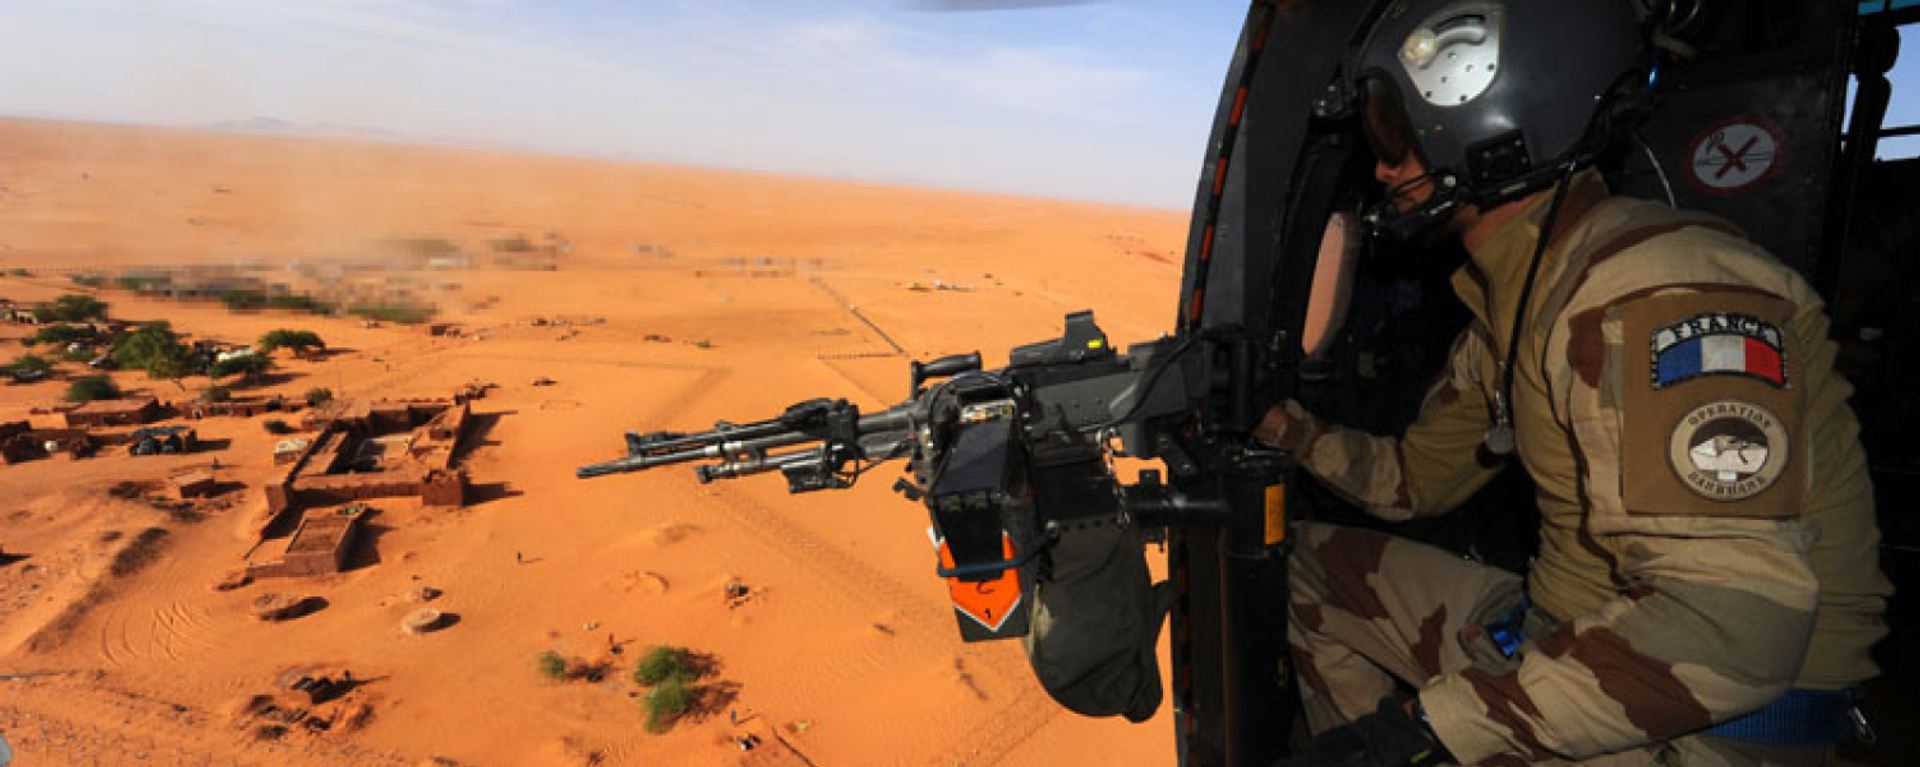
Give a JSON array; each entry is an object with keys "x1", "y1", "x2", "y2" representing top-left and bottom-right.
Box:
[{"x1": 0, "y1": 117, "x2": 1189, "y2": 767}]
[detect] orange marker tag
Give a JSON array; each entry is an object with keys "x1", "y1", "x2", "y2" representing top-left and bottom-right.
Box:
[{"x1": 932, "y1": 530, "x2": 1022, "y2": 632}]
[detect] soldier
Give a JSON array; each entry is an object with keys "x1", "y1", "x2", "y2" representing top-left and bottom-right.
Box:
[{"x1": 1264, "y1": 2, "x2": 1892, "y2": 766}]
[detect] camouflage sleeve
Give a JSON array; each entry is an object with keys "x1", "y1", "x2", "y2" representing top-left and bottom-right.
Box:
[
  {"x1": 1417, "y1": 285, "x2": 1821, "y2": 764},
  {"x1": 1279, "y1": 326, "x2": 1503, "y2": 521}
]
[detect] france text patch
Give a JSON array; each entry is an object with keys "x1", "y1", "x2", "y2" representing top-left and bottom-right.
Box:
[{"x1": 1650, "y1": 312, "x2": 1786, "y2": 389}]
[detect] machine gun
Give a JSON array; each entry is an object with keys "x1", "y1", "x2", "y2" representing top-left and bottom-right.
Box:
[{"x1": 579, "y1": 311, "x2": 1235, "y2": 638}]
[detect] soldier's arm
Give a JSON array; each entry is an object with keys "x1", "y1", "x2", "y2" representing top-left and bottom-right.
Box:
[
  {"x1": 1261, "y1": 325, "x2": 1503, "y2": 521},
  {"x1": 1416, "y1": 285, "x2": 1820, "y2": 763}
]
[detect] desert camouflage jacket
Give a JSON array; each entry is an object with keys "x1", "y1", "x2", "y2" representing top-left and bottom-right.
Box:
[{"x1": 1274, "y1": 172, "x2": 1892, "y2": 763}]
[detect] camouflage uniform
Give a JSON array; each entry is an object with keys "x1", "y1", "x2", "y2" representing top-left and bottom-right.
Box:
[{"x1": 1270, "y1": 173, "x2": 1892, "y2": 766}]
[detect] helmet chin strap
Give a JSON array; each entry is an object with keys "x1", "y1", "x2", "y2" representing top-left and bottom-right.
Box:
[{"x1": 1365, "y1": 171, "x2": 1463, "y2": 242}]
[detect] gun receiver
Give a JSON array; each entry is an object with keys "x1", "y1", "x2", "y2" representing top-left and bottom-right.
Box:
[{"x1": 578, "y1": 311, "x2": 1216, "y2": 641}]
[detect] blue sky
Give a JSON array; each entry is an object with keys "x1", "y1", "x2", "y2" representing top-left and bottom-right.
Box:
[
  {"x1": 1, "y1": 2, "x2": 1915, "y2": 208},
  {"x1": 0, "y1": 0, "x2": 1250, "y2": 208}
]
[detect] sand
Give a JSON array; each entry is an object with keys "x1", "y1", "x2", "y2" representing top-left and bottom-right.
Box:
[{"x1": 0, "y1": 117, "x2": 1188, "y2": 767}]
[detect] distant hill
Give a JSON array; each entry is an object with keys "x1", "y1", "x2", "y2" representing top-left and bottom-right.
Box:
[{"x1": 200, "y1": 117, "x2": 410, "y2": 143}]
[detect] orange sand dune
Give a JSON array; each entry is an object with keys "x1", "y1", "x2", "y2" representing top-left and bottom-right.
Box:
[{"x1": 0, "y1": 117, "x2": 1188, "y2": 767}]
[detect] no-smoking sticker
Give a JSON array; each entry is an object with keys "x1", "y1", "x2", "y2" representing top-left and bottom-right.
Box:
[{"x1": 1686, "y1": 115, "x2": 1788, "y2": 196}]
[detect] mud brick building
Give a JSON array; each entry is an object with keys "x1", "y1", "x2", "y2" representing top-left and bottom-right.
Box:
[
  {"x1": 261, "y1": 393, "x2": 478, "y2": 532},
  {"x1": 247, "y1": 505, "x2": 371, "y2": 579},
  {"x1": 168, "y1": 470, "x2": 217, "y2": 498},
  {"x1": 64, "y1": 397, "x2": 165, "y2": 428}
]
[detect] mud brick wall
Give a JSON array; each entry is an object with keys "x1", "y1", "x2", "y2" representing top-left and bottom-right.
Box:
[
  {"x1": 292, "y1": 430, "x2": 352, "y2": 481},
  {"x1": 291, "y1": 467, "x2": 429, "y2": 506},
  {"x1": 422, "y1": 469, "x2": 466, "y2": 507},
  {"x1": 263, "y1": 424, "x2": 337, "y2": 517},
  {"x1": 64, "y1": 399, "x2": 162, "y2": 427}
]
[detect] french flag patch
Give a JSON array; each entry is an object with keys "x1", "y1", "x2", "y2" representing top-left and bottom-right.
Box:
[{"x1": 1651, "y1": 312, "x2": 1787, "y2": 389}]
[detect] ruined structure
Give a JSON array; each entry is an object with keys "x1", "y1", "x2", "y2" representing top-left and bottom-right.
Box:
[
  {"x1": 265, "y1": 394, "x2": 476, "y2": 525},
  {"x1": 1, "y1": 424, "x2": 95, "y2": 463},
  {"x1": 64, "y1": 397, "x2": 165, "y2": 428},
  {"x1": 185, "y1": 395, "x2": 292, "y2": 420},
  {"x1": 248, "y1": 505, "x2": 370, "y2": 579},
  {"x1": 169, "y1": 470, "x2": 217, "y2": 498},
  {"x1": 0, "y1": 421, "x2": 32, "y2": 463}
]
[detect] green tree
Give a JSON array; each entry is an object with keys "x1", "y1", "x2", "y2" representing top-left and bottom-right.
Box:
[
  {"x1": 643, "y1": 677, "x2": 691, "y2": 733},
  {"x1": 113, "y1": 321, "x2": 182, "y2": 369},
  {"x1": 204, "y1": 385, "x2": 232, "y2": 403},
  {"x1": 536, "y1": 651, "x2": 569, "y2": 680},
  {"x1": 145, "y1": 345, "x2": 199, "y2": 391},
  {"x1": 305, "y1": 387, "x2": 334, "y2": 406},
  {"x1": 6, "y1": 354, "x2": 52, "y2": 376},
  {"x1": 209, "y1": 353, "x2": 272, "y2": 381},
  {"x1": 65, "y1": 375, "x2": 120, "y2": 402},
  {"x1": 31, "y1": 323, "x2": 97, "y2": 346},
  {"x1": 631, "y1": 646, "x2": 692, "y2": 686},
  {"x1": 33, "y1": 294, "x2": 108, "y2": 323},
  {"x1": 257, "y1": 329, "x2": 326, "y2": 357},
  {"x1": 114, "y1": 322, "x2": 200, "y2": 390}
]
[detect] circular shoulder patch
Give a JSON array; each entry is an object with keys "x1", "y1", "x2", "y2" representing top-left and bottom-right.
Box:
[{"x1": 1668, "y1": 400, "x2": 1789, "y2": 501}]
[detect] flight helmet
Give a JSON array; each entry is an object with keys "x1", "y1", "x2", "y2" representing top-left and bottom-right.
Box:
[{"x1": 1349, "y1": 0, "x2": 1646, "y2": 239}]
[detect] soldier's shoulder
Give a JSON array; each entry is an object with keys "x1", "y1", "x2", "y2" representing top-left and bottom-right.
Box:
[{"x1": 1558, "y1": 196, "x2": 1814, "y2": 315}]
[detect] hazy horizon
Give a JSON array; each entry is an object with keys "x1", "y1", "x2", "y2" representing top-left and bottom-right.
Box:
[{"x1": 0, "y1": 0, "x2": 1251, "y2": 210}]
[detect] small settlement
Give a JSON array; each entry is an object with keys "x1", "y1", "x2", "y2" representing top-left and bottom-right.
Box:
[{"x1": 246, "y1": 386, "x2": 485, "y2": 578}]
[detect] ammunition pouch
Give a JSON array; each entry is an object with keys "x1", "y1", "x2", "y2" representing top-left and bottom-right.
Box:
[{"x1": 1022, "y1": 511, "x2": 1172, "y2": 722}]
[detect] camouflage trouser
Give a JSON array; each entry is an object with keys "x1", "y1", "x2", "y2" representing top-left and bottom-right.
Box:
[{"x1": 1287, "y1": 522, "x2": 1833, "y2": 767}]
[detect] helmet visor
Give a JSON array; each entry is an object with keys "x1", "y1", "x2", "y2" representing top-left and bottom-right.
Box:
[{"x1": 1361, "y1": 76, "x2": 1418, "y2": 168}]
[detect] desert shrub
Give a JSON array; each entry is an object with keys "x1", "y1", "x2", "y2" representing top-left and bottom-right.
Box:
[
  {"x1": 345, "y1": 302, "x2": 436, "y2": 324},
  {"x1": 536, "y1": 650, "x2": 569, "y2": 680},
  {"x1": 8, "y1": 268, "x2": 28, "y2": 276},
  {"x1": 66, "y1": 375, "x2": 120, "y2": 402},
  {"x1": 114, "y1": 275, "x2": 167, "y2": 292},
  {"x1": 258, "y1": 329, "x2": 326, "y2": 356},
  {"x1": 305, "y1": 387, "x2": 334, "y2": 406},
  {"x1": 632, "y1": 646, "x2": 692, "y2": 686},
  {"x1": 220, "y1": 290, "x2": 267, "y2": 310},
  {"x1": 210, "y1": 353, "x2": 272, "y2": 380},
  {"x1": 205, "y1": 385, "x2": 232, "y2": 403},
  {"x1": 70, "y1": 274, "x2": 106, "y2": 288},
  {"x1": 263, "y1": 419, "x2": 294, "y2": 435},
  {"x1": 222, "y1": 290, "x2": 334, "y2": 315},
  {"x1": 6, "y1": 354, "x2": 52, "y2": 376},
  {"x1": 267, "y1": 294, "x2": 334, "y2": 314},
  {"x1": 61, "y1": 345, "x2": 96, "y2": 362},
  {"x1": 643, "y1": 677, "x2": 691, "y2": 733}
]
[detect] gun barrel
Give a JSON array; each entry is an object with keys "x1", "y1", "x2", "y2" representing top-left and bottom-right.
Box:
[
  {"x1": 576, "y1": 451, "x2": 686, "y2": 478},
  {"x1": 578, "y1": 401, "x2": 918, "y2": 481}
]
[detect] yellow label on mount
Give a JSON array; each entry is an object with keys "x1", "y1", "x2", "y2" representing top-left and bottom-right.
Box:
[{"x1": 1263, "y1": 483, "x2": 1286, "y2": 545}]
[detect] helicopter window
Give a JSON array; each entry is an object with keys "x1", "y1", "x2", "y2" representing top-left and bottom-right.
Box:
[
  {"x1": 1848, "y1": 16, "x2": 1920, "y2": 158},
  {"x1": 1300, "y1": 212, "x2": 1362, "y2": 358}
]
